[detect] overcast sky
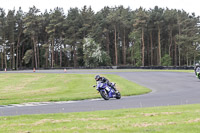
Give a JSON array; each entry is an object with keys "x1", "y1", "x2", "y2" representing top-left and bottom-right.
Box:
[{"x1": 1, "y1": 0, "x2": 200, "y2": 16}]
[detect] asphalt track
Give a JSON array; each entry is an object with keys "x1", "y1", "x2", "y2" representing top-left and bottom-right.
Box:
[{"x1": 0, "y1": 70, "x2": 200, "y2": 116}]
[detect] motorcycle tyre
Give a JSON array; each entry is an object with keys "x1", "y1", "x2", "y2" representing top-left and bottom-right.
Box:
[
  {"x1": 116, "y1": 92, "x2": 121, "y2": 99},
  {"x1": 100, "y1": 90, "x2": 110, "y2": 100}
]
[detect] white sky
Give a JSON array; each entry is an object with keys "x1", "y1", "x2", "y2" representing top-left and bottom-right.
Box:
[{"x1": 1, "y1": 0, "x2": 200, "y2": 16}]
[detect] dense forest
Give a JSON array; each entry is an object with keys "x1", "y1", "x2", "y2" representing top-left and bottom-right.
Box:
[{"x1": 0, "y1": 5, "x2": 200, "y2": 69}]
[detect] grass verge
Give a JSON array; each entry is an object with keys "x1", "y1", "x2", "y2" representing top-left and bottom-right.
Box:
[
  {"x1": 0, "y1": 73, "x2": 150, "y2": 105},
  {"x1": 0, "y1": 104, "x2": 199, "y2": 132},
  {"x1": 84, "y1": 69, "x2": 194, "y2": 73}
]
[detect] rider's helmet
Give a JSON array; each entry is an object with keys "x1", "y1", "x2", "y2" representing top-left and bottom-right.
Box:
[{"x1": 95, "y1": 75, "x2": 100, "y2": 81}]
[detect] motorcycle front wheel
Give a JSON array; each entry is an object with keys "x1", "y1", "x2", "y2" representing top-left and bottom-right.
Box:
[{"x1": 100, "y1": 90, "x2": 109, "y2": 100}]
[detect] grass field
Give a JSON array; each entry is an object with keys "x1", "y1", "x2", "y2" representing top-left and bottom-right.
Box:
[
  {"x1": 0, "y1": 73, "x2": 151, "y2": 105},
  {"x1": 75, "y1": 69, "x2": 194, "y2": 73},
  {"x1": 0, "y1": 70, "x2": 198, "y2": 133},
  {"x1": 0, "y1": 104, "x2": 199, "y2": 132}
]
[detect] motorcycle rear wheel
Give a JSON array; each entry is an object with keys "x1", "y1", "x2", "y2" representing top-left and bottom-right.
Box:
[{"x1": 116, "y1": 92, "x2": 121, "y2": 99}]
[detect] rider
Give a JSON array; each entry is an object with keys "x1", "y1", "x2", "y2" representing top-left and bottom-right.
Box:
[
  {"x1": 95, "y1": 75, "x2": 118, "y2": 92},
  {"x1": 195, "y1": 63, "x2": 200, "y2": 78}
]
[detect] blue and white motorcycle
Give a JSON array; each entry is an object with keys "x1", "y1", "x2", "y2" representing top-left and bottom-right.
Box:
[{"x1": 93, "y1": 81, "x2": 121, "y2": 100}]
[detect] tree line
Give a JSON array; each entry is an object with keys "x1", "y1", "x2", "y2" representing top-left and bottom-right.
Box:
[{"x1": 0, "y1": 5, "x2": 200, "y2": 69}]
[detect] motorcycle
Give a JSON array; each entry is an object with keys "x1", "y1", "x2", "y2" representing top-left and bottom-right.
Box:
[
  {"x1": 93, "y1": 81, "x2": 121, "y2": 100},
  {"x1": 194, "y1": 64, "x2": 200, "y2": 79},
  {"x1": 195, "y1": 67, "x2": 200, "y2": 79}
]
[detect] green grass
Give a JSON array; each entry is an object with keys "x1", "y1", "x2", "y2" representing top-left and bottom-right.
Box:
[
  {"x1": 0, "y1": 73, "x2": 150, "y2": 105},
  {"x1": 81, "y1": 69, "x2": 194, "y2": 73},
  {"x1": 0, "y1": 104, "x2": 199, "y2": 133}
]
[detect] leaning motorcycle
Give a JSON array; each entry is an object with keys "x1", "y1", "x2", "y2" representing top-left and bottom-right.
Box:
[
  {"x1": 196, "y1": 70, "x2": 200, "y2": 79},
  {"x1": 194, "y1": 65, "x2": 200, "y2": 79},
  {"x1": 93, "y1": 81, "x2": 121, "y2": 100}
]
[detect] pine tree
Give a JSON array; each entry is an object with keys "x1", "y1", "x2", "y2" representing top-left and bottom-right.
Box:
[{"x1": 23, "y1": 6, "x2": 40, "y2": 68}]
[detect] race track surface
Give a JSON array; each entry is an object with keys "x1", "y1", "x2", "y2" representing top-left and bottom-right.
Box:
[{"x1": 0, "y1": 70, "x2": 200, "y2": 116}]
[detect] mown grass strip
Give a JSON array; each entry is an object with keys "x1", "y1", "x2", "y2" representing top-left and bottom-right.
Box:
[
  {"x1": 0, "y1": 73, "x2": 150, "y2": 105},
  {"x1": 0, "y1": 104, "x2": 199, "y2": 133},
  {"x1": 103, "y1": 69, "x2": 194, "y2": 73},
  {"x1": 69, "y1": 69, "x2": 194, "y2": 73}
]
